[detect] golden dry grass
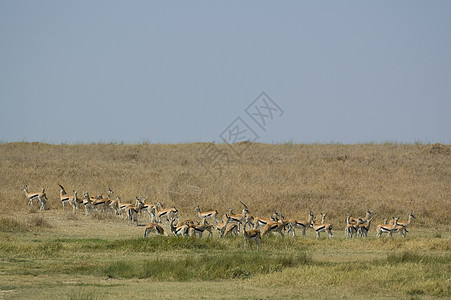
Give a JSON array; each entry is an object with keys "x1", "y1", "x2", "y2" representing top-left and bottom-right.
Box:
[{"x1": 0, "y1": 142, "x2": 449, "y2": 227}]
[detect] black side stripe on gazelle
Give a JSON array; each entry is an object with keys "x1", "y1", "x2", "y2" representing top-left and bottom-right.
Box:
[
  {"x1": 315, "y1": 225, "x2": 326, "y2": 231},
  {"x1": 258, "y1": 220, "x2": 268, "y2": 226},
  {"x1": 380, "y1": 226, "x2": 392, "y2": 231}
]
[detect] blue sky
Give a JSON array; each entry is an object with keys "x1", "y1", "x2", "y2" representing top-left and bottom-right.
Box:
[{"x1": 1, "y1": 1, "x2": 450, "y2": 144}]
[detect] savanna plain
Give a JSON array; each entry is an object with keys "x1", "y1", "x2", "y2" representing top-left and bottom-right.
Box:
[{"x1": 0, "y1": 142, "x2": 450, "y2": 299}]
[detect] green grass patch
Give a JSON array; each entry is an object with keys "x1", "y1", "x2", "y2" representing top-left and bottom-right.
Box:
[{"x1": 102, "y1": 251, "x2": 311, "y2": 280}]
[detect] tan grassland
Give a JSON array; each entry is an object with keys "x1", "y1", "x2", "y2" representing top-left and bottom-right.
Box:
[{"x1": 0, "y1": 142, "x2": 450, "y2": 299}]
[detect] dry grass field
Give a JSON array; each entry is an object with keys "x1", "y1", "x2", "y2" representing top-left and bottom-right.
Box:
[{"x1": 0, "y1": 142, "x2": 450, "y2": 299}]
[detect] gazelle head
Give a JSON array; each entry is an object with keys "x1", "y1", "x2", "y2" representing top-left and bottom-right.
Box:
[
  {"x1": 194, "y1": 205, "x2": 200, "y2": 212},
  {"x1": 409, "y1": 213, "x2": 416, "y2": 219},
  {"x1": 240, "y1": 201, "x2": 250, "y2": 214}
]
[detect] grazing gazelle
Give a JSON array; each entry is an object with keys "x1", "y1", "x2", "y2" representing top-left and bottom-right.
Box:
[
  {"x1": 194, "y1": 205, "x2": 218, "y2": 225},
  {"x1": 143, "y1": 222, "x2": 165, "y2": 237},
  {"x1": 222, "y1": 223, "x2": 239, "y2": 237},
  {"x1": 376, "y1": 217, "x2": 399, "y2": 238},
  {"x1": 22, "y1": 185, "x2": 47, "y2": 210}
]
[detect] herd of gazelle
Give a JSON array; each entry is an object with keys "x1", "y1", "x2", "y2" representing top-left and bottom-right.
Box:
[{"x1": 23, "y1": 185, "x2": 417, "y2": 251}]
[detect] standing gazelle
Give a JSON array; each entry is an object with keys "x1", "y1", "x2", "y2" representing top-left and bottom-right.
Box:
[
  {"x1": 243, "y1": 220, "x2": 261, "y2": 251},
  {"x1": 376, "y1": 217, "x2": 399, "y2": 238},
  {"x1": 286, "y1": 211, "x2": 315, "y2": 237},
  {"x1": 345, "y1": 215, "x2": 358, "y2": 239},
  {"x1": 155, "y1": 202, "x2": 179, "y2": 224},
  {"x1": 392, "y1": 213, "x2": 416, "y2": 237},
  {"x1": 348, "y1": 210, "x2": 372, "y2": 226},
  {"x1": 194, "y1": 205, "x2": 218, "y2": 225},
  {"x1": 357, "y1": 217, "x2": 373, "y2": 238},
  {"x1": 58, "y1": 184, "x2": 74, "y2": 211},
  {"x1": 226, "y1": 201, "x2": 250, "y2": 233},
  {"x1": 22, "y1": 185, "x2": 47, "y2": 210},
  {"x1": 310, "y1": 212, "x2": 333, "y2": 239}
]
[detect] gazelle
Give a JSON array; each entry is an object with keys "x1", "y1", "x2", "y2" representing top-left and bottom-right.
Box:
[
  {"x1": 92, "y1": 196, "x2": 107, "y2": 215},
  {"x1": 216, "y1": 215, "x2": 229, "y2": 237},
  {"x1": 376, "y1": 217, "x2": 399, "y2": 238},
  {"x1": 286, "y1": 211, "x2": 315, "y2": 237},
  {"x1": 135, "y1": 197, "x2": 155, "y2": 222},
  {"x1": 251, "y1": 211, "x2": 280, "y2": 229},
  {"x1": 243, "y1": 221, "x2": 261, "y2": 251},
  {"x1": 194, "y1": 205, "x2": 218, "y2": 225},
  {"x1": 357, "y1": 217, "x2": 373, "y2": 238},
  {"x1": 188, "y1": 223, "x2": 214, "y2": 238},
  {"x1": 389, "y1": 213, "x2": 416, "y2": 227},
  {"x1": 155, "y1": 202, "x2": 179, "y2": 224},
  {"x1": 261, "y1": 218, "x2": 290, "y2": 237},
  {"x1": 72, "y1": 190, "x2": 83, "y2": 214},
  {"x1": 170, "y1": 219, "x2": 189, "y2": 237},
  {"x1": 58, "y1": 184, "x2": 74, "y2": 210},
  {"x1": 222, "y1": 223, "x2": 239, "y2": 237},
  {"x1": 393, "y1": 213, "x2": 416, "y2": 237},
  {"x1": 143, "y1": 222, "x2": 165, "y2": 237},
  {"x1": 82, "y1": 192, "x2": 94, "y2": 216},
  {"x1": 309, "y1": 213, "x2": 333, "y2": 239},
  {"x1": 349, "y1": 210, "x2": 373, "y2": 226},
  {"x1": 22, "y1": 185, "x2": 47, "y2": 210},
  {"x1": 126, "y1": 205, "x2": 140, "y2": 225},
  {"x1": 226, "y1": 201, "x2": 250, "y2": 233},
  {"x1": 345, "y1": 215, "x2": 358, "y2": 239},
  {"x1": 219, "y1": 215, "x2": 239, "y2": 237},
  {"x1": 110, "y1": 196, "x2": 132, "y2": 218}
]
